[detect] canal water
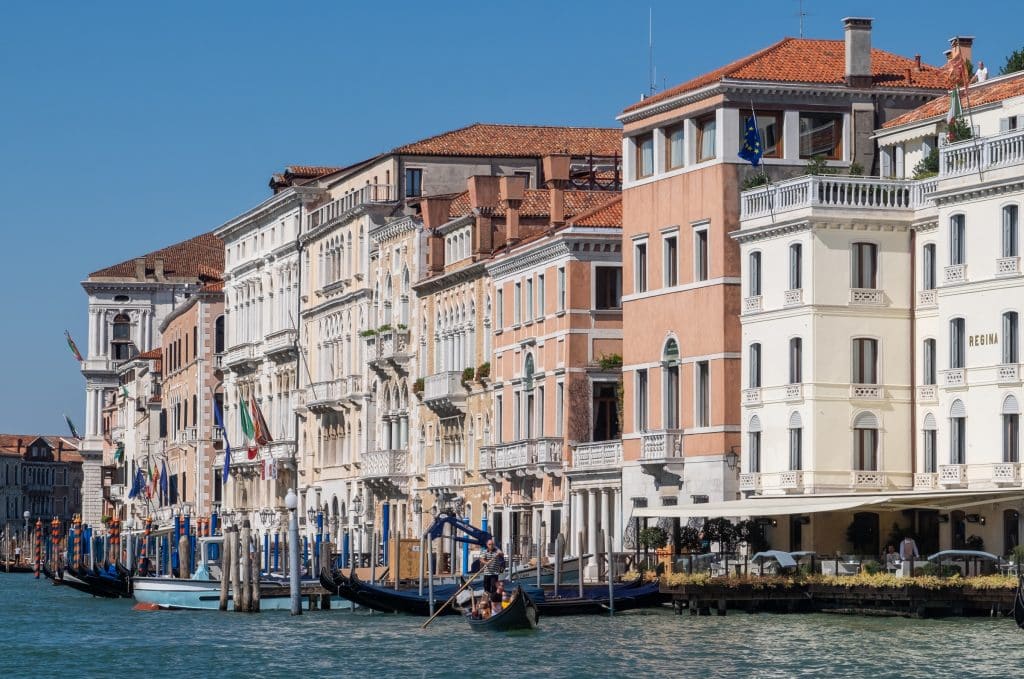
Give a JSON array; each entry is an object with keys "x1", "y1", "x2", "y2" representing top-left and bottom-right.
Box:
[{"x1": 3, "y1": 574, "x2": 1022, "y2": 678}]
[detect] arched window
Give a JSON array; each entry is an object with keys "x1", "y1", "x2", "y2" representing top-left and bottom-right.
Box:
[
  {"x1": 663, "y1": 339, "x2": 680, "y2": 429},
  {"x1": 922, "y1": 412, "x2": 938, "y2": 473},
  {"x1": 1003, "y1": 395, "x2": 1020, "y2": 463},
  {"x1": 950, "y1": 214, "x2": 966, "y2": 266},
  {"x1": 853, "y1": 412, "x2": 879, "y2": 471},
  {"x1": 215, "y1": 315, "x2": 225, "y2": 354},
  {"x1": 1003, "y1": 312, "x2": 1019, "y2": 364},
  {"x1": 749, "y1": 342, "x2": 761, "y2": 388},
  {"x1": 788, "y1": 411, "x2": 803, "y2": 470},
  {"x1": 523, "y1": 353, "x2": 535, "y2": 391},
  {"x1": 1003, "y1": 205, "x2": 1019, "y2": 258},
  {"x1": 949, "y1": 398, "x2": 967, "y2": 464},
  {"x1": 747, "y1": 415, "x2": 762, "y2": 473},
  {"x1": 111, "y1": 314, "x2": 136, "y2": 361}
]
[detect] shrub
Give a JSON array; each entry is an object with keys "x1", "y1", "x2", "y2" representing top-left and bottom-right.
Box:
[
  {"x1": 377, "y1": 323, "x2": 393, "y2": 334},
  {"x1": 1011, "y1": 544, "x2": 1024, "y2": 564},
  {"x1": 848, "y1": 161, "x2": 864, "y2": 176},
  {"x1": 947, "y1": 117, "x2": 973, "y2": 143},
  {"x1": 359, "y1": 329, "x2": 377, "y2": 337},
  {"x1": 413, "y1": 378, "x2": 424, "y2": 394},
  {"x1": 461, "y1": 367, "x2": 475, "y2": 384},
  {"x1": 475, "y1": 362, "x2": 490, "y2": 381},
  {"x1": 638, "y1": 526, "x2": 669, "y2": 550},
  {"x1": 861, "y1": 559, "x2": 882, "y2": 575},
  {"x1": 396, "y1": 323, "x2": 408, "y2": 331},
  {"x1": 912, "y1": 148, "x2": 939, "y2": 179},
  {"x1": 740, "y1": 172, "x2": 770, "y2": 190},
  {"x1": 598, "y1": 353, "x2": 622, "y2": 370},
  {"x1": 965, "y1": 534, "x2": 985, "y2": 551},
  {"x1": 805, "y1": 154, "x2": 838, "y2": 176}
]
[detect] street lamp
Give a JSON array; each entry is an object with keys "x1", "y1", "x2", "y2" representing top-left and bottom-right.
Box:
[
  {"x1": 285, "y1": 488, "x2": 301, "y2": 616},
  {"x1": 503, "y1": 493, "x2": 513, "y2": 508},
  {"x1": 259, "y1": 507, "x2": 275, "y2": 527},
  {"x1": 412, "y1": 495, "x2": 423, "y2": 537},
  {"x1": 23, "y1": 510, "x2": 30, "y2": 536},
  {"x1": 351, "y1": 493, "x2": 364, "y2": 567}
]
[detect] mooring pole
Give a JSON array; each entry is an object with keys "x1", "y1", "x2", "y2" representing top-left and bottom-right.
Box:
[{"x1": 607, "y1": 530, "x2": 615, "y2": 616}]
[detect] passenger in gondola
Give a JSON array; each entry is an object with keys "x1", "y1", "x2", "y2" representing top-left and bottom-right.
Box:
[{"x1": 490, "y1": 590, "x2": 503, "y2": 616}]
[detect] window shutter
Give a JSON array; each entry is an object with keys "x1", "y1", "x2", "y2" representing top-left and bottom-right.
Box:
[
  {"x1": 854, "y1": 411, "x2": 879, "y2": 429},
  {"x1": 950, "y1": 399, "x2": 967, "y2": 418},
  {"x1": 880, "y1": 148, "x2": 892, "y2": 177},
  {"x1": 923, "y1": 412, "x2": 937, "y2": 430}
]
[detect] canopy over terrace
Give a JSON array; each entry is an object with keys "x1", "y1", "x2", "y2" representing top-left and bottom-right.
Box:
[{"x1": 633, "y1": 490, "x2": 1024, "y2": 520}]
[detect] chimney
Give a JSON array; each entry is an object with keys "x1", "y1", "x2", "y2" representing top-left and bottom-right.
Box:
[
  {"x1": 16, "y1": 438, "x2": 22, "y2": 454},
  {"x1": 843, "y1": 17, "x2": 873, "y2": 88},
  {"x1": 426, "y1": 230, "x2": 445, "y2": 274},
  {"x1": 154, "y1": 257, "x2": 165, "y2": 281},
  {"x1": 948, "y1": 36, "x2": 974, "y2": 65},
  {"x1": 57, "y1": 439, "x2": 63, "y2": 462},
  {"x1": 542, "y1": 154, "x2": 571, "y2": 189},
  {"x1": 134, "y1": 257, "x2": 146, "y2": 280},
  {"x1": 499, "y1": 176, "x2": 526, "y2": 242},
  {"x1": 420, "y1": 195, "x2": 454, "y2": 231},
  {"x1": 915, "y1": 54, "x2": 922, "y2": 71},
  {"x1": 550, "y1": 188, "x2": 565, "y2": 227},
  {"x1": 467, "y1": 175, "x2": 500, "y2": 214}
]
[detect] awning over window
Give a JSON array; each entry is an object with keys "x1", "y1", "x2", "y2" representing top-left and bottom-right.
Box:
[{"x1": 632, "y1": 490, "x2": 1024, "y2": 520}]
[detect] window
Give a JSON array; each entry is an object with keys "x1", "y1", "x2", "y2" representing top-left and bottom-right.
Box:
[
  {"x1": 923, "y1": 338, "x2": 937, "y2": 385},
  {"x1": 1004, "y1": 312, "x2": 1019, "y2": 364},
  {"x1": 405, "y1": 168, "x2": 423, "y2": 197},
  {"x1": 739, "y1": 112, "x2": 783, "y2": 158},
  {"x1": 789, "y1": 412, "x2": 803, "y2": 470},
  {"x1": 923, "y1": 413, "x2": 937, "y2": 473},
  {"x1": 1005, "y1": 206, "x2": 1020, "y2": 257},
  {"x1": 852, "y1": 338, "x2": 878, "y2": 384},
  {"x1": 513, "y1": 281, "x2": 521, "y2": 324},
  {"x1": 748, "y1": 415, "x2": 762, "y2": 473},
  {"x1": 949, "y1": 399, "x2": 966, "y2": 464},
  {"x1": 1004, "y1": 396, "x2": 1020, "y2": 463},
  {"x1": 595, "y1": 267, "x2": 622, "y2": 310},
  {"x1": 663, "y1": 235, "x2": 678, "y2": 287},
  {"x1": 663, "y1": 339, "x2": 680, "y2": 429},
  {"x1": 950, "y1": 214, "x2": 966, "y2": 265},
  {"x1": 537, "y1": 274, "x2": 545, "y2": 317},
  {"x1": 555, "y1": 381, "x2": 564, "y2": 435},
  {"x1": 634, "y1": 242, "x2": 648, "y2": 293},
  {"x1": 636, "y1": 369, "x2": 648, "y2": 431},
  {"x1": 696, "y1": 361, "x2": 709, "y2": 427},
  {"x1": 798, "y1": 112, "x2": 843, "y2": 159},
  {"x1": 789, "y1": 338, "x2": 802, "y2": 384},
  {"x1": 666, "y1": 124, "x2": 685, "y2": 169},
  {"x1": 215, "y1": 315, "x2": 225, "y2": 354},
  {"x1": 694, "y1": 229, "x2": 708, "y2": 281},
  {"x1": 748, "y1": 252, "x2": 762, "y2": 296},
  {"x1": 749, "y1": 342, "x2": 761, "y2": 388},
  {"x1": 525, "y1": 277, "x2": 534, "y2": 321},
  {"x1": 922, "y1": 243, "x2": 936, "y2": 290},
  {"x1": 851, "y1": 242, "x2": 877, "y2": 288},
  {"x1": 636, "y1": 133, "x2": 654, "y2": 178},
  {"x1": 950, "y1": 318, "x2": 965, "y2": 369},
  {"x1": 789, "y1": 243, "x2": 802, "y2": 290},
  {"x1": 557, "y1": 267, "x2": 566, "y2": 311},
  {"x1": 496, "y1": 288, "x2": 504, "y2": 329},
  {"x1": 853, "y1": 412, "x2": 879, "y2": 471},
  {"x1": 495, "y1": 395, "x2": 503, "y2": 444},
  {"x1": 697, "y1": 115, "x2": 717, "y2": 161},
  {"x1": 111, "y1": 314, "x2": 136, "y2": 361}
]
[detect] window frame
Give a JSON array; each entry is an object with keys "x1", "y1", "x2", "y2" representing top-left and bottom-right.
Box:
[
  {"x1": 635, "y1": 133, "x2": 655, "y2": 179},
  {"x1": 693, "y1": 226, "x2": 709, "y2": 282},
  {"x1": 1004, "y1": 205, "x2": 1019, "y2": 258},
  {"x1": 696, "y1": 114, "x2": 717, "y2": 162},
  {"x1": 695, "y1": 360, "x2": 710, "y2": 428},
  {"x1": 666, "y1": 123, "x2": 686, "y2": 169},
  {"x1": 749, "y1": 342, "x2": 762, "y2": 388},
  {"x1": 922, "y1": 243, "x2": 937, "y2": 290},
  {"x1": 594, "y1": 266, "x2": 622, "y2": 310},
  {"x1": 798, "y1": 111, "x2": 844, "y2": 160},
  {"x1": 663, "y1": 234, "x2": 678, "y2": 287},
  {"x1": 789, "y1": 243, "x2": 802, "y2": 290},
  {"x1": 950, "y1": 214, "x2": 966, "y2": 265},
  {"x1": 636, "y1": 368, "x2": 649, "y2": 432},
  {"x1": 923, "y1": 338, "x2": 937, "y2": 385},
  {"x1": 405, "y1": 167, "x2": 423, "y2": 198},
  {"x1": 950, "y1": 318, "x2": 966, "y2": 369},
  {"x1": 851, "y1": 242, "x2": 878, "y2": 289},
  {"x1": 748, "y1": 251, "x2": 762, "y2": 296},
  {"x1": 789, "y1": 337, "x2": 802, "y2": 384},
  {"x1": 852, "y1": 337, "x2": 879, "y2": 384},
  {"x1": 634, "y1": 240, "x2": 648, "y2": 294},
  {"x1": 1003, "y1": 311, "x2": 1019, "y2": 364},
  {"x1": 739, "y1": 111, "x2": 784, "y2": 159}
]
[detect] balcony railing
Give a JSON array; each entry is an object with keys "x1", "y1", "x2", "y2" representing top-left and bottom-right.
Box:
[
  {"x1": 778, "y1": 470, "x2": 804, "y2": 491},
  {"x1": 266, "y1": 440, "x2": 297, "y2": 461},
  {"x1": 640, "y1": 430, "x2": 684, "y2": 462},
  {"x1": 944, "y1": 263, "x2": 967, "y2": 284},
  {"x1": 360, "y1": 449, "x2": 409, "y2": 479},
  {"x1": 914, "y1": 472, "x2": 938, "y2": 490},
  {"x1": 917, "y1": 384, "x2": 937, "y2": 402},
  {"x1": 742, "y1": 387, "x2": 762, "y2": 406},
  {"x1": 366, "y1": 329, "x2": 411, "y2": 365},
  {"x1": 940, "y1": 128, "x2": 1024, "y2": 178},
  {"x1": 739, "y1": 473, "x2": 761, "y2": 492},
  {"x1": 263, "y1": 329, "x2": 297, "y2": 358},
  {"x1": 939, "y1": 463, "x2": 966, "y2": 486},
  {"x1": 992, "y1": 462, "x2": 1021, "y2": 486},
  {"x1": 997, "y1": 256, "x2": 1020, "y2": 276},
  {"x1": 423, "y1": 371, "x2": 467, "y2": 414},
  {"x1": 427, "y1": 462, "x2": 465, "y2": 489},
  {"x1": 849, "y1": 288, "x2": 884, "y2": 306},
  {"x1": 998, "y1": 364, "x2": 1020, "y2": 384},
  {"x1": 571, "y1": 440, "x2": 623, "y2": 471},
  {"x1": 224, "y1": 342, "x2": 257, "y2": 369},
  {"x1": 785, "y1": 384, "x2": 803, "y2": 401},
  {"x1": 850, "y1": 384, "x2": 882, "y2": 400},
  {"x1": 740, "y1": 175, "x2": 928, "y2": 221},
  {"x1": 918, "y1": 289, "x2": 937, "y2": 307},
  {"x1": 306, "y1": 184, "x2": 397, "y2": 230},
  {"x1": 943, "y1": 368, "x2": 966, "y2": 388},
  {"x1": 850, "y1": 470, "x2": 885, "y2": 489},
  {"x1": 307, "y1": 379, "x2": 343, "y2": 410},
  {"x1": 108, "y1": 484, "x2": 125, "y2": 502},
  {"x1": 743, "y1": 296, "x2": 762, "y2": 314},
  {"x1": 783, "y1": 288, "x2": 803, "y2": 307}
]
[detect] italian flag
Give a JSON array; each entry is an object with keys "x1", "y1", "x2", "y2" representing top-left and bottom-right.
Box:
[{"x1": 946, "y1": 87, "x2": 962, "y2": 124}]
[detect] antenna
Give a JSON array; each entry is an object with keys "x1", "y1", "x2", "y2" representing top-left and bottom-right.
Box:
[
  {"x1": 797, "y1": 0, "x2": 808, "y2": 38},
  {"x1": 648, "y1": 7, "x2": 656, "y2": 96}
]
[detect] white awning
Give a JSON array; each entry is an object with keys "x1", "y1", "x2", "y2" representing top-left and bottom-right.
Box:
[{"x1": 634, "y1": 490, "x2": 1024, "y2": 520}]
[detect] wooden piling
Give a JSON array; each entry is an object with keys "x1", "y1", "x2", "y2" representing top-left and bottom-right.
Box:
[
  {"x1": 230, "y1": 528, "x2": 242, "y2": 612},
  {"x1": 178, "y1": 534, "x2": 191, "y2": 579},
  {"x1": 577, "y1": 532, "x2": 585, "y2": 597},
  {"x1": 253, "y1": 538, "x2": 261, "y2": 613},
  {"x1": 239, "y1": 521, "x2": 252, "y2": 612},
  {"x1": 219, "y1": 527, "x2": 233, "y2": 611},
  {"x1": 320, "y1": 542, "x2": 332, "y2": 610}
]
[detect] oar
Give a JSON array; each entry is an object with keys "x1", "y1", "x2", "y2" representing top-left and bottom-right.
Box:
[{"x1": 421, "y1": 553, "x2": 499, "y2": 629}]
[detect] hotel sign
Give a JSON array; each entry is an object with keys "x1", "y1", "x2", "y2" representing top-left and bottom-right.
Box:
[{"x1": 968, "y1": 333, "x2": 998, "y2": 347}]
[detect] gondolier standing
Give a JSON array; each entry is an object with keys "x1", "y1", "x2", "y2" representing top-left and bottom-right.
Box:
[{"x1": 481, "y1": 539, "x2": 505, "y2": 595}]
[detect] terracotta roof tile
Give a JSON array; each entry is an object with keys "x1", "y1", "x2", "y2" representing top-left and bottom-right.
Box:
[
  {"x1": 285, "y1": 165, "x2": 343, "y2": 178},
  {"x1": 201, "y1": 280, "x2": 225, "y2": 293},
  {"x1": 0, "y1": 434, "x2": 78, "y2": 458},
  {"x1": 138, "y1": 348, "x2": 163, "y2": 360},
  {"x1": 88, "y1": 231, "x2": 225, "y2": 280},
  {"x1": 623, "y1": 38, "x2": 947, "y2": 114},
  {"x1": 883, "y1": 71, "x2": 1024, "y2": 128},
  {"x1": 393, "y1": 123, "x2": 621, "y2": 158},
  {"x1": 570, "y1": 195, "x2": 622, "y2": 229},
  {"x1": 447, "y1": 189, "x2": 619, "y2": 221}
]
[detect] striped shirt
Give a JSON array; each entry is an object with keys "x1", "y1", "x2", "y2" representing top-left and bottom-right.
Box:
[{"x1": 482, "y1": 548, "x2": 505, "y2": 575}]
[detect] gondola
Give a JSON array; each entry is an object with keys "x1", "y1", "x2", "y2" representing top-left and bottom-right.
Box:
[
  {"x1": 466, "y1": 586, "x2": 538, "y2": 632},
  {"x1": 1014, "y1": 574, "x2": 1024, "y2": 629},
  {"x1": 538, "y1": 581, "x2": 668, "y2": 616},
  {"x1": 79, "y1": 563, "x2": 132, "y2": 598}
]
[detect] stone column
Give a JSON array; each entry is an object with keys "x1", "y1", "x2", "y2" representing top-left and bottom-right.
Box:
[
  {"x1": 570, "y1": 491, "x2": 580, "y2": 556},
  {"x1": 600, "y1": 489, "x2": 611, "y2": 545},
  {"x1": 613, "y1": 488, "x2": 623, "y2": 552},
  {"x1": 586, "y1": 489, "x2": 599, "y2": 580},
  {"x1": 501, "y1": 504, "x2": 511, "y2": 557}
]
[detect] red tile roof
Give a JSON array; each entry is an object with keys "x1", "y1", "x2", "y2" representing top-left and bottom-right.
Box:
[
  {"x1": 393, "y1": 123, "x2": 621, "y2": 158},
  {"x1": 570, "y1": 195, "x2": 622, "y2": 229},
  {"x1": 447, "y1": 189, "x2": 619, "y2": 221},
  {"x1": 201, "y1": 280, "x2": 225, "y2": 293},
  {"x1": 88, "y1": 232, "x2": 225, "y2": 281},
  {"x1": 138, "y1": 348, "x2": 163, "y2": 360},
  {"x1": 623, "y1": 38, "x2": 948, "y2": 114},
  {"x1": 883, "y1": 71, "x2": 1024, "y2": 128},
  {"x1": 285, "y1": 165, "x2": 343, "y2": 178},
  {"x1": 0, "y1": 434, "x2": 79, "y2": 460}
]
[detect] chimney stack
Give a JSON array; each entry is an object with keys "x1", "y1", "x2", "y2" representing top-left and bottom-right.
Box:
[
  {"x1": 134, "y1": 258, "x2": 146, "y2": 280},
  {"x1": 542, "y1": 154, "x2": 571, "y2": 189},
  {"x1": 17, "y1": 438, "x2": 23, "y2": 455},
  {"x1": 915, "y1": 54, "x2": 922, "y2": 71},
  {"x1": 467, "y1": 175, "x2": 501, "y2": 214},
  {"x1": 948, "y1": 36, "x2": 974, "y2": 65},
  {"x1": 420, "y1": 195, "x2": 454, "y2": 231},
  {"x1": 843, "y1": 17, "x2": 873, "y2": 88},
  {"x1": 499, "y1": 176, "x2": 526, "y2": 242},
  {"x1": 154, "y1": 257, "x2": 165, "y2": 281}
]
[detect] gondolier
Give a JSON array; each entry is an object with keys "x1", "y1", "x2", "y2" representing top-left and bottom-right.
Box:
[{"x1": 481, "y1": 539, "x2": 505, "y2": 595}]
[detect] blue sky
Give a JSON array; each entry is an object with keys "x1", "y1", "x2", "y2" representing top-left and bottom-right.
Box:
[{"x1": 0, "y1": 0, "x2": 1019, "y2": 434}]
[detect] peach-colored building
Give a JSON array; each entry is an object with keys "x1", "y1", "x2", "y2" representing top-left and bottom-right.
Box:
[{"x1": 616, "y1": 19, "x2": 947, "y2": 541}]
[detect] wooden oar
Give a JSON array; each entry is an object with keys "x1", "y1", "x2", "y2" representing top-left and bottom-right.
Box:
[{"x1": 421, "y1": 553, "x2": 499, "y2": 629}]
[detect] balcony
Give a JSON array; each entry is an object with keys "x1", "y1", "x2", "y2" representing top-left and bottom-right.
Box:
[
  {"x1": 427, "y1": 462, "x2": 465, "y2": 490},
  {"x1": 224, "y1": 342, "x2": 258, "y2": 370},
  {"x1": 939, "y1": 464, "x2": 967, "y2": 487},
  {"x1": 850, "y1": 384, "x2": 882, "y2": 400},
  {"x1": 743, "y1": 296, "x2": 762, "y2": 314},
  {"x1": 778, "y1": 470, "x2": 804, "y2": 492},
  {"x1": 740, "y1": 175, "x2": 930, "y2": 222},
  {"x1": 641, "y1": 429, "x2": 684, "y2": 463},
  {"x1": 108, "y1": 484, "x2": 125, "y2": 502},
  {"x1": 306, "y1": 184, "x2": 397, "y2": 231},
  {"x1": 360, "y1": 448, "x2": 409, "y2": 480},
  {"x1": 423, "y1": 371, "x2": 468, "y2": 415},
  {"x1": 918, "y1": 289, "x2": 937, "y2": 307},
  {"x1": 263, "y1": 329, "x2": 297, "y2": 360},
  {"x1": 998, "y1": 364, "x2": 1020, "y2": 384},
  {"x1": 742, "y1": 387, "x2": 762, "y2": 406},
  {"x1": 914, "y1": 472, "x2": 938, "y2": 490},
  {"x1": 944, "y1": 264, "x2": 967, "y2": 284},
  {"x1": 943, "y1": 368, "x2": 966, "y2": 388},
  {"x1": 992, "y1": 462, "x2": 1021, "y2": 486},
  {"x1": 784, "y1": 384, "x2": 803, "y2": 401},
  {"x1": 366, "y1": 329, "x2": 412, "y2": 370},
  {"x1": 849, "y1": 288, "x2": 884, "y2": 306},
  {"x1": 997, "y1": 256, "x2": 1020, "y2": 277},
  {"x1": 570, "y1": 440, "x2": 623, "y2": 472},
  {"x1": 783, "y1": 289, "x2": 803, "y2": 307},
  {"x1": 480, "y1": 438, "x2": 564, "y2": 478},
  {"x1": 940, "y1": 128, "x2": 1024, "y2": 178},
  {"x1": 917, "y1": 384, "x2": 938, "y2": 402},
  {"x1": 850, "y1": 471, "x2": 885, "y2": 489},
  {"x1": 266, "y1": 440, "x2": 296, "y2": 461},
  {"x1": 739, "y1": 473, "x2": 761, "y2": 492},
  {"x1": 307, "y1": 379, "x2": 344, "y2": 412}
]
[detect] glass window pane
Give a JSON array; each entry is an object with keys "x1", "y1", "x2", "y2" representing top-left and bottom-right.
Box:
[
  {"x1": 699, "y1": 118, "x2": 716, "y2": 161},
  {"x1": 668, "y1": 127, "x2": 685, "y2": 168},
  {"x1": 799, "y1": 112, "x2": 843, "y2": 159}
]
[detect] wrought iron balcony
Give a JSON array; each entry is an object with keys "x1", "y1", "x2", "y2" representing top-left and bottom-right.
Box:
[{"x1": 570, "y1": 440, "x2": 623, "y2": 471}]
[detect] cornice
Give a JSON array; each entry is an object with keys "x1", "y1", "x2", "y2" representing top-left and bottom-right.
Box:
[
  {"x1": 301, "y1": 288, "x2": 370, "y2": 318},
  {"x1": 933, "y1": 176, "x2": 1024, "y2": 206},
  {"x1": 214, "y1": 186, "x2": 322, "y2": 242},
  {"x1": 435, "y1": 214, "x2": 475, "y2": 236},
  {"x1": 81, "y1": 280, "x2": 202, "y2": 294},
  {"x1": 413, "y1": 262, "x2": 486, "y2": 295},
  {"x1": 370, "y1": 216, "x2": 420, "y2": 244},
  {"x1": 731, "y1": 220, "x2": 812, "y2": 244},
  {"x1": 487, "y1": 240, "x2": 573, "y2": 279}
]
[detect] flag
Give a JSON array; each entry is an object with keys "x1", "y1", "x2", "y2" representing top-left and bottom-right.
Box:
[
  {"x1": 239, "y1": 399, "x2": 255, "y2": 441},
  {"x1": 64, "y1": 330, "x2": 83, "y2": 362},
  {"x1": 63, "y1": 414, "x2": 81, "y2": 440},
  {"x1": 946, "y1": 87, "x2": 963, "y2": 125},
  {"x1": 249, "y1": 396, "x2": 274, "y2": 447},
  {"x1": 247, "y1": 445, "x2": 258, "y2": 461},
  {"x1": 213, "y1": 399, "x2": 232, "y2": 485},
  {"x1": 114, "y1": 442, "x2": 124, "y2": 463},
  {"x1": 127, "y1": 467, "x2": 145, "y2": 499},
  {"x1": 146, "y1": 460, "x2": 156, "y2": 499},
  {"x1": 120, "y1": 386, "x2": 129, "y2": 399},
  {"x1": 160, "y1": 460, "x2": 169, "y2": 503},
  {"x1": 269, "y1": 459, "x2": 278, "y2": 480},
  {"x1": 738, "y1": 116, "x2": 763, "y2": 167}
]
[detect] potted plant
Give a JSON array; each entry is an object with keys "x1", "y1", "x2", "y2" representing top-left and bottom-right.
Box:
[
  {"x1": 359, "y1": 328, "x2": 378, "y2": 338},
  {"x1": 413, "y1": 378, "x2": 424, "y2": 397},
  {"x1": 475, "y1": 361, "x2": 490, "y2": 383},
  {"x1": 461, "y1": 367, "x2": 475, "y2": 387},
  {"x1": 597, "y1": 353, "x2": 622, "y2": 370}
]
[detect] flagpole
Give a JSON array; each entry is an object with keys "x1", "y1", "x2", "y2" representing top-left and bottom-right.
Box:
[
  {"x1": 749, "y1": 100, "x2": 775, "y2": 224},
  {"x1": 957, "y1": 61, "x2": 984, "y2": 182}
]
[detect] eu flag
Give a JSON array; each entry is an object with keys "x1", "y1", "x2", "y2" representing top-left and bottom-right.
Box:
[
  {"x1": 213, "y1": 399, "x2": 231, "y2": 484},
  {"x1": 738, "y1": 116, "x2": 763, "y2": 167}
]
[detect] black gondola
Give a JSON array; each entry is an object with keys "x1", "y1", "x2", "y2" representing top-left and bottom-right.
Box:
[
  {"x1": 79, "y1": 564, "x2": 132, "y2": 598},
  {"x1": 466, "y1": 586, "x2": 538, "y2": 631},
  {"x1": 1014, "y1": 575, "x2": 1024, "y2": 629}
]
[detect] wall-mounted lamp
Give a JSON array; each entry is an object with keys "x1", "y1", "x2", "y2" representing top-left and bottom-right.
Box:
[
  {"x1": 725, "y1": 447, "x2": 739, "y2": 470},
  {"x1": 756, "y1": 517, "x2": 777, "y2": 528},
  {"x1": 965, "y1": 513, "x2": 985, "y2": 525}
]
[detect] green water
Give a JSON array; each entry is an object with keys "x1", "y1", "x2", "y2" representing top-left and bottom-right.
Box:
[{"x1": 2, "y1": 574, "x2": 1022, "y2": 678}]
